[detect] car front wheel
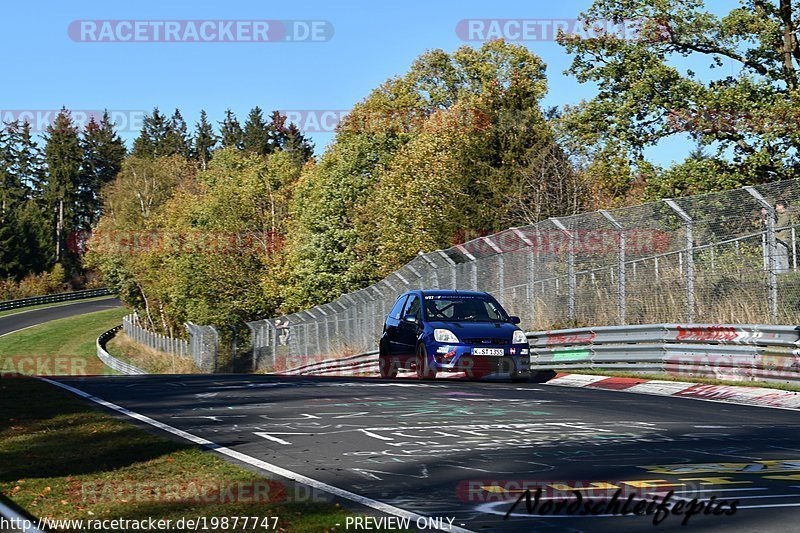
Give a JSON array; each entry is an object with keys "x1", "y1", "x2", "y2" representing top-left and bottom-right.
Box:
[{"x1": 416, "y1": 344, "x2": 437, "y2": 380}]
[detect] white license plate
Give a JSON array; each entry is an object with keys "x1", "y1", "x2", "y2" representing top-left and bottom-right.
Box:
[{"x1": 472, "y1": 348, "x2": 504, "y2": 356}]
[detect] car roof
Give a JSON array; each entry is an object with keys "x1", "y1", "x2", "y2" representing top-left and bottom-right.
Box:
[{"x1": 405, "y1": 289, "x2": 491, "y2": 298}]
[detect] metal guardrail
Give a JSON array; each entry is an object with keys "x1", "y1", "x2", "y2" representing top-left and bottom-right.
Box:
[
  {"x1": 278, "y1": 323, "x2": 800, "y2": 384},
  {"x1": 0, "y1": 288, "x2": 113, "y2": 313},
  {"x1": 531, "y1": 323, "x2": 800, "y2": 384},
  {"x1": 283, "y1": 350, "x2": 380, "y2": 376},
  {"x1": 96, "y1": 326, "x2": 148, "y2": 375}
]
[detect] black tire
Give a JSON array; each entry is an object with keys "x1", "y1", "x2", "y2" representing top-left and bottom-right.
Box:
[
  {"x1": 379, "y1": 348, "x2": 398, "y2": 379},
  {"x1": 511, "y1": 376, "x2": 530, "y2": 383},
  {"x1": 416, "y1": 344, "x2": 437, "y2": 380}
]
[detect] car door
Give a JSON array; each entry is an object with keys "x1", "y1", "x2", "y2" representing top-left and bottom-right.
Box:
[
  {"x1": 384, "y1": 295, "x2": 408, "y2": 356},
  {"x1": 396, "y1": 294, "x2": 422, "y2": 360}
]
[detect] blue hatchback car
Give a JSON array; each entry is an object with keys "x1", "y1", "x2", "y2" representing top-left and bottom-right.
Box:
[{"x1": 378, "y1": 290, "x2": 531, "y2": 381}]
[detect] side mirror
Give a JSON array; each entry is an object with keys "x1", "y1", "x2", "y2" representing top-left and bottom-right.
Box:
[
  {"x1": 403, "y1": 314, "x2": 417, "y2": 324},
  {"x1": 508, "y1": 316, "x2": 521, "y2": 325}
]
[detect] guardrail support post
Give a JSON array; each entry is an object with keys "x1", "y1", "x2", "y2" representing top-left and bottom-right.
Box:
[
  {"x1": 744, "y1": 186, "x2": 779, "y2": 323},
  {"x1": 550, "y1": 218, "x2": 575, "y2": 322},
  {"x1": 665, "y1": 199, "x2": 695, "y2": 323},
  {"x1": 600, "y1": 210, "x2": 626, "y2": 324}
]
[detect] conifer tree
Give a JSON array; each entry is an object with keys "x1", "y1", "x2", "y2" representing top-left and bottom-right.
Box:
[
  {"x1": 132, "y1": 108, "x2": 170, "y2": 157},
  {"x1": 243, "y1": 106, "x2": 272, "y2": 155},
  {"x1": 193, "y1": 110, "x2": 217, "y2": 170},
  {"x1": 80, "y1": 111, "x2": 126, "y2": 228},
  {"x1": 282, "y1": 123, "x2": 315, "y2": 163},
  {"x1": 43, "y1": 109, "x2": 83, "y2": 264},
  {"x1": 219, "y1": 109, "x2": 244, "y2": 150},
  {"x1": 165, "y1": 109, "x2": 191, "y2": 158}
]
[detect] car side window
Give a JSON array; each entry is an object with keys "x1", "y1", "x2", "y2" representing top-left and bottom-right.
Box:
[
  {"x1": 389, "y1": 296, "x2": 408, "y2": 320},
  {"x1": 483, "y1": 301, "x2": 504, "y2": 321},
  {"x1": 403, "y1": 295, "x2": 421, "y2": 321}
]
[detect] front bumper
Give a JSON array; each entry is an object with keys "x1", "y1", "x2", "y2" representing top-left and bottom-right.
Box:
[{"x1": 429, "y1": 343, "x2": 530, "y2": 379}]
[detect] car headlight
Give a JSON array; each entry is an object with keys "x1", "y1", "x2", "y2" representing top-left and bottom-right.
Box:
[
  {"x1": 434, "y1": 329, "x2": 460, "y2": 343},
  {"x1": 512, "y1": 330, "x2": 528, "y2": 344}
]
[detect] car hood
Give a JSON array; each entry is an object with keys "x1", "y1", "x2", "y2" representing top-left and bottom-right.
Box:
[{"x1": 427, "y1": 320, "x2": 519, "y2": 339}]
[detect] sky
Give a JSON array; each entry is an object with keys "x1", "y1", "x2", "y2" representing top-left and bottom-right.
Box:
[{"x1": 1, "y1": 0, "x2": 742, "y2": 167}]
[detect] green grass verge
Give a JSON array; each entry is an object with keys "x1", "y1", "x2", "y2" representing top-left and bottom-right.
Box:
[
  {"x1": 0, "y1": 308, "x2": 128, "y2": 378},
  {"x1": 0, "y1": 379, "x2": 360, "y2": 532},
  {"x1": 573, "y1": 369, "x2": 800, "y2": 393},
  {"x1": 0, "y1": 296, "x2": 118, "y2": 319}
]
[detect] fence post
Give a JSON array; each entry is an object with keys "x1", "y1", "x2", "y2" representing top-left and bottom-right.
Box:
[
  {"x1": 228, "y1": 326, "x2": 238, "y2": 371},
  {"x1": 246, "y1": 323, "x2": 258, "y2": 372},
  {"x1": 406, "y1": 264, "x2": 423, "y2": 290},
  {"x1": 550, "y1": 218, "x2": 575, "y2": 322},
  {"x1": 344, "y1": 294, "x2": 359, "y2": 351},
  {"x1": 320, "y1": 306, "x2": 331, "y2": 354},
  {"x1": 513, "y1": 228, "x2": 536, "y2": 324},
  {"x1": 335, "y1": 301, "x2": 347, "y2": 352},
  {"x1": 456, "y1": 245, "x2": 479, "y2": 290},
  {"x1": 436, "y1": 250, "x2": 457, "y2": 289},
  {"x1": 271, "y1": 319, "x2": 279, "y2": 363},
  {"x1": 347, "y1": 294, "x2": 362, "y2": 351},
  {"x1": 483, "y1": 237, "x2": 504, "y2": 296},
  {"x1": 665, "y1": 199, "x2": 696, "y2": 323},
  {"x1": 744, "y1": 186, "x2": 779, "y2": 323},
  {"x1": 600, "y1": 210, "x2": 626, "y2": 324},
  {"x1": 418, "y1": 252, "x2": 440, "y2": 289}
]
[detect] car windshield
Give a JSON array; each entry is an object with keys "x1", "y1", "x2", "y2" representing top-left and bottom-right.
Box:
[{"x1": 424, "y1": 296, "x2": 508, "y2": 322}]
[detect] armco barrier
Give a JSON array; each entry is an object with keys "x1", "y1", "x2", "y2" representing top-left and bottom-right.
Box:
[
  {"x1": 0, "y1": 288, "x2": 113, "y2": 313},
  {"x1": 530, "y1": 323, "x2": 800, "y2": 384},
  {"x1": 283, "y1": 350, "x2": 380, "y2": 376},
  {"x1": 278, "y1": 324, "x2": 800, "y2": 384},
  {"x1": 97, "y1": 326, "x2": 147, "y2": 375}
]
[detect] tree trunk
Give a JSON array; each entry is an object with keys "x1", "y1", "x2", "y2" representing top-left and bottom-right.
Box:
[
  {"x1": 780, "y1": 0, "x2": 798, "y2": 88},
  {"x1": 55, "y1": 199, "x2": 64, "y2": 263}
]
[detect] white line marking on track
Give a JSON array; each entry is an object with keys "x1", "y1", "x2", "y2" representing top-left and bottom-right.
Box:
[
  {"x1": 360, "y1": 429, "x2": 394, "y2": 441},
  {"x1": 39, "y1": 377, "x2": 474, "y2": 533},
  {"x1": 254, "y1": 432, "x2": 313, "y2": 445},
  {"x1": 0, "y1": 324, "x2": 39, "y2": 338}
]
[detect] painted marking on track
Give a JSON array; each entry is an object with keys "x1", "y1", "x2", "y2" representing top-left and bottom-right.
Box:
[
  {"x1": 360, "y1": 429, "x2": 394, "y2": 441},
  {"x1": 0, "y1": 324, "x2": 39, "y2": 338},
  {"x1": 171, "y1": 415, "x2": 249, "y2": 422},
  {"x1": 255, "y1": 432, "x2": 314, "y2": 445},
  {"x1": 40, "y1": 378, "x2": 474, "y2": 533}
]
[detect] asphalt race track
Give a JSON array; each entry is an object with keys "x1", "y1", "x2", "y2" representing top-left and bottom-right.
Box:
[
  {"x1": 51, "y1": 374, "x2": 800, "y2": 532},
  {"x1": 0, "y1": 298, "x2": 122, "y2": 337}
]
